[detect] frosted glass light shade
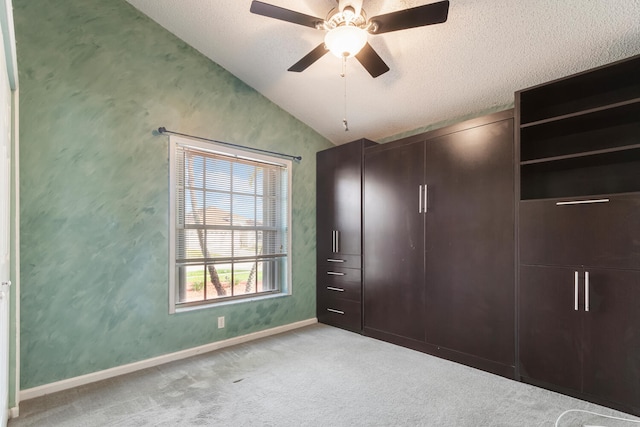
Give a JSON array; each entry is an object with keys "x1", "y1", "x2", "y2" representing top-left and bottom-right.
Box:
[{"x1": 324, "y1": 26, "x2": 368, "y2": 58}]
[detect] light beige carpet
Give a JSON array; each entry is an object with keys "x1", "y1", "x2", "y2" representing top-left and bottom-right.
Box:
[{"x1": 9, "y1": 324, "x2": 640, "y2": 426}]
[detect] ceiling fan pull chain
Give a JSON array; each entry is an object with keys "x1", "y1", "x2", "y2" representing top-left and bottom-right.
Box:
[{"x1": 342, "y1": 56, "x2": 349, "y2": 132}]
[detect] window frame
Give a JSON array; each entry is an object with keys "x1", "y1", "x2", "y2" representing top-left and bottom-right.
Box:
[{"x1": 168, "y1": 135, "x2": 292, "y2": 314}]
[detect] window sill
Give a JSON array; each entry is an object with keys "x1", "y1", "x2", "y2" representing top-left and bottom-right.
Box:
[{"x1": 172, "y1": 291, "x2": 291, "y2": 314}]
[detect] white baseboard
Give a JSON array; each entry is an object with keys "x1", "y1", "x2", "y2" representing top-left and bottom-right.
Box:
[
  {"x1": 20, "y1": 318, "x2": 317, "y2": 402},
  {"x1": 9, "y1": 406, "x2": 18, "y2": 419}
]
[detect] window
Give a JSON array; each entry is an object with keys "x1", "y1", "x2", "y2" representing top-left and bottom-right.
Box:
[{"x1": 169, "y1": 136, "x2": 291, "y2": 312}]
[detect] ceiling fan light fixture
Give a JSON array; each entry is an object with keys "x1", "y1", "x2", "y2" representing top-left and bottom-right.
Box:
[{"x1": 324, "y1": 25, "x2": 367, "y2": 58}]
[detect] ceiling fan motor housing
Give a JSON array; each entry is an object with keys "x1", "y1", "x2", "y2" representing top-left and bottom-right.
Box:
[
  {"x1": 338, "y1": 0, "x2": 363, "y2": 17},
  {"x1": 323, "y1": 5, "x2": 368, "y2": 31}
]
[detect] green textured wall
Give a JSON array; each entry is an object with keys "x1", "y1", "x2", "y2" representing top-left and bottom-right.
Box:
[{"x1": 14, "y1": 0, "x2": 332, "y2": 390}]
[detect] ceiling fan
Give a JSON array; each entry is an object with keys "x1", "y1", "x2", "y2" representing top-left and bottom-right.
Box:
[{"x1": 250, "y1": 0, "x2": 450, "y2": 78}]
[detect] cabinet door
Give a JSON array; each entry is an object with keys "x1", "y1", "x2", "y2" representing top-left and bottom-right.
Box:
[
  {"x1": 316, "y1": 147, "x2": 337, "y2": 259},
  {"x1": 363, "y1": 142, "x2": 426, "y2": 342},
  {"x1": 582, "y1": 268, "x2": 640, "y2": 410},
  {"x1": 519, "y1": 265, "x2": 582, "y2": 391},
  {"x1": 520, "y1": 194, "x2": 640, "y2": 270},
  {"x1": 424, "y1": 119, "x2": 515, "y2": 366},
  {"x1": 316, "y1": 141, "x2": 364, "y2": 258}
]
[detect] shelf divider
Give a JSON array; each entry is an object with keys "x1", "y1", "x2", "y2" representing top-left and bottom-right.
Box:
[
  {"x1": 520, "y1": 97, "x2": 640, "y2": 129},
  {"x1": 520, "y1": 143, "x2": 640, "y2": 166}
]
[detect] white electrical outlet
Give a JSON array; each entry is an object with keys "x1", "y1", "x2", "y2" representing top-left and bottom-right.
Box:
[{"x1": 217, "y1": 316, "x2": 225, "y2": 328}]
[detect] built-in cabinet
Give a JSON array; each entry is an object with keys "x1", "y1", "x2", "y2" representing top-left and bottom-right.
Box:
[
  {"x1": 316, "y1": 139, "x2": 375, "y2": 332},
  {"x1": 517, "y1": 54, "x2": 640, "y2": 415},
  {"x1": 363, "y1": 110, "x2": 515, "y2": 377},
  {"x1": 519, "y1": 264, "x2": 640, "y2": 410},
  {"x1": 316, "y1": 53, "x2": 640, "y2": 417}
]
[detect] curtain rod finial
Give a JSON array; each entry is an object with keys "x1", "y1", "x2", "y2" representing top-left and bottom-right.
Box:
[{"x1": 158, "y1": 127, "x2": 167, "y2": 134}]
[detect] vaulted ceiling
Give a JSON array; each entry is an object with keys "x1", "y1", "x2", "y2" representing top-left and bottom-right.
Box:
[{"x1": 127, "y1": 0, "x2": 640, "y2": 144}]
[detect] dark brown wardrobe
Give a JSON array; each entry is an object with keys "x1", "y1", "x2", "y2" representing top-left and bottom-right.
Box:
[
  {"x1": 315, "y1": 53, "x2": 640, "y2": 417},
  {"x1": 316, "y1": 139, "x2": 375, "y2": 332},
  {"x1": 362, "y1": 110, "x2": 516, "y2": 377},
  {"x1": 517, "y1": 54, "x2": 640, "y2": 415}
]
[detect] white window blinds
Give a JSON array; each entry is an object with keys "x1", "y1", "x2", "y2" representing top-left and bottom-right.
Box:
[{"x1": 171, "y1": 138, "x2": 290, "y2": 309}]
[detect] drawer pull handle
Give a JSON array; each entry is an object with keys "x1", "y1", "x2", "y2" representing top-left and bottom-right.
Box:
[
  {"x1": 327, "y1": 286, "x2": 345, "y2": 292},
  {"x1": 327, "y1": 272, "x2": 345, "y2": 276},
  {"x1": 556, "y1": 198, "x2": 609, "y2": 206},
  {"x1": 326, "y1": 259, "x2": 345, "y2": 263},
  {"x1": 327, "y1": 308, "x2": 345, "y2": 315}
]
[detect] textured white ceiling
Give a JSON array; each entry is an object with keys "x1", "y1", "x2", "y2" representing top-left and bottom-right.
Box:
[{"x1": 126, "y1": 0, "x2": 640, "y2": 145}]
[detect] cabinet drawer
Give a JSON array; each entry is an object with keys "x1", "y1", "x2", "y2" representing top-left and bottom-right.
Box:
[
  {"x1": 318, "y1": 253, "x2": 361, "y2": 269},
  {"x1": 317, "y1": 280, "x2": 361, "y2": 302},
  {"x1": 520, "y1": 194, "x2": 640, "y2": 269},
  {"x1": 317, "y1": 297, "x2": 362, "y2": 332},
  {"x1": 318, "y1": 265, "x2": 362, "y2": 284}
]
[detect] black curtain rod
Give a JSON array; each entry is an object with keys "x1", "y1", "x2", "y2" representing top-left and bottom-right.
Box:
[{"x1": 157, "y1": 127, "x2": 302, "y2": 162}]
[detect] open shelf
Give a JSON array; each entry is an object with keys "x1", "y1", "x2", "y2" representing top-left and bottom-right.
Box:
[
  {"x1": 520, "y1": 98, "x2": 640, "y2": 129},
  {"x1": 520, "y1": 148, "x2": 640, "y2": 200},
  {"x1": 517, "y1": 54, "x2": 640, "y2": 201},
  {"x1": 521, "y1": 143, "x2": 640, "y2": 166},
  {"x1": 519, "y1": 55, "x2": 640, "y2": 124},
  {"x1": 520, "y1": 99, "x2": 640, "y2": 162}
]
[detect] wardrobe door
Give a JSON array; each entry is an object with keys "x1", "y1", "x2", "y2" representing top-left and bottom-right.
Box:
[
  {"x1": 316, "y1": 142, "x2": 364, "y2": 259},
  {"x1": 424, "y1": 118, "x2": 515, "y2": 365},
  {"x1": 363, "y1": 141, "x2": 426, "y2": 342},
  {"x1": 316, "y1": 147, "x2": 337, "y2": 260},
  {"x1": 330, "y1": 141, "x2": 365, "y2": 256}
]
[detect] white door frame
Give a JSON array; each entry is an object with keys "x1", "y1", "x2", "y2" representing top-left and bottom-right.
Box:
[{"x1": 0, "y1": 0, "x2": 18, "y2": 421}]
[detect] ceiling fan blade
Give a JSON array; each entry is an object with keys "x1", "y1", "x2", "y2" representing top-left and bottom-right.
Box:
[
  {"x1": 355, "y1": 43, "x2": 390, "y2": 78},
  {"x1": 288, "y1": 44, "x2": 329, "y2": 72},
  {"x1": 369, "y1": 0, "x2": 449, "y2": 34},
  {"x1": 250, "y1": 1, "x2": 323, "y2": 29}
]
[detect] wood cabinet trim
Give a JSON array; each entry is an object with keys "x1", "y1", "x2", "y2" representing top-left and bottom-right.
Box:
[{"x1": 365, "y1": 109, "x2": 514, "y2": 155}]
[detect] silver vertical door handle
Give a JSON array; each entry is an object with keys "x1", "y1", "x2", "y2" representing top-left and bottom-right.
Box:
[
  {"x1": 332, "y1": 230, "x2": 336, "y2": 253},
  {"x1": 335, "y1": 230, "x2": 339, "y2": 253},
  {"x1": 585, "y1": 271, "x2": 590, "y2": 312},
  {"x1": 424, "y1": 185, "x2": 428, "y2": 212},
  {"x1": 574, "y1": 271, "x2": 579, "y2": 311},
  {"x1": 419, "y1": 185, "x2": 423, "y2": 213}
]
